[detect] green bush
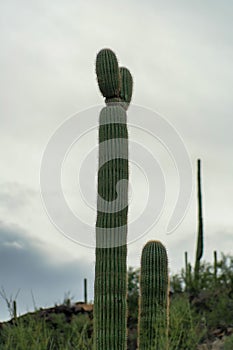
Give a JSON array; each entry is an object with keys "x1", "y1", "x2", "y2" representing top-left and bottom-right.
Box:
[
  {"x1": 224, "y1": 334, "x2": 233, "y2": 350},
  {"x1": 168, "y1": 294, "x2": 206, "y2": 350}
]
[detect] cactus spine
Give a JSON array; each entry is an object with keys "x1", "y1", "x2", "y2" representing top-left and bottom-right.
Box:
[
  {"x1": 138, "y1": 240, "x2": 169, "y2": 350},
  {"x1": 94, "y1": 48, "x2": 133, "y2": 350},
  {"x1": 194, "y1": 159, "x2": 204, "y2": 287}
]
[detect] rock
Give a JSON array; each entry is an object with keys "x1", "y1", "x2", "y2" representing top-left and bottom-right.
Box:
[{"x1": 211, "y1": 338, "x2": 225, "y2": 350}]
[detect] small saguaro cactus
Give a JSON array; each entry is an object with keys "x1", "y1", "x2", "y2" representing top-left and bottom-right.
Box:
[
  {"x1": 138, "y1": 240, "x2": 169, "y2": 350},
  {"x1": 94, "y1": 48, "x2": 133, "y2": 350},
  {"x1": 194, "y1": 159, "x2": 204, "y2": 288}
]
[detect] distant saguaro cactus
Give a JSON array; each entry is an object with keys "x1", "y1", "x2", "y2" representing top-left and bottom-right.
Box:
[
  {"x1": 13, "y1": 300, "x2": 17, "y2": 322},
  {"x1": 214, "y1": 250, "x2": 218, "y2": 284},
  {"x1": 84, "y1": 278, "x2": 87, "y2": 304},
  {"x1": 194, "y1": 159, "x2": 204, "y2": 288},
  {"x1": 184, "y1": 251, "x2": 189, "y2": 291},
  {"x1": 94, "y1": 48, "x2": 133, "y2": 350},
  {"x1": 138, "y1": 240, "x2": 169, "y2": 350}
]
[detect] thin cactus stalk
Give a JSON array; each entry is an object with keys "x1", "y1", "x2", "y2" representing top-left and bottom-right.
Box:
[
  {"x1": 138, "y1": 240, "x2": 169, "y2": 350},
  {"x1": 194, "y1": 159, "x2": 204, "y2": 287},
  {"x1": 94, "y1": 48, "x2": 133, "y2": 350},
  {"x1": 13, "y1": 300, "x2": 17, "y2": 321},
  {"x1": 214, "y1": 250, "x2": 218, "y2": 284},
  {"x1": 184, "y1": 251, "x2": 190, "y2": 291},
  {"x1": 84, "y1": 278, "x2": 87, "y2": 304},
  {"x1": 185, "y1": 251, "x2": 188, "y2": 269},
  {"x1": 188, "y1": 262, "x2": 193, "y2": 289}
]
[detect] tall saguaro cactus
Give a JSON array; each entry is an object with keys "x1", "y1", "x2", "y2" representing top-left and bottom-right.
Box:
[
  {"x1": 138, "y1": 240, "x2": 169, "y2": 350},
  {"x1": 94, "y1": 48, "x2": 133, "y2": 350},
  {"x1": 194, "y1": 159, "x2": 204, "y2": 287}
]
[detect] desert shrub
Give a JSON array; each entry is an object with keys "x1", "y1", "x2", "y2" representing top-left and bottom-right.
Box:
[
  {"x1": 0, "y1": 313, "x2": 92, "y2": 350},
  {"x1": 127, "y1": 267, "x2": 140, "y2": 349},
  {"x1": 168, "y1": 294, "x2": 206, "y2": 350},
  {"x1": 127, "y1": 266, "x2": 140, "y2": 321},
  {"x1": 202, "y1": 289, "x2": 233, "y2": 329},
  {"x1": 224, "y1": 334, "x2": 233, "y2": 350},
  {"x1": 170, "y1": 274, "x2": 183, "y2": 293}
]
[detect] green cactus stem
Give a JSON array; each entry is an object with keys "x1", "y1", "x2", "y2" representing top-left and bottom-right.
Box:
[
  {"x1": 94, "y1": 48, "x2": 133, "y2": 350},
  {"x1": 138, "y1": 240, "x2": 169, "y2": 350}
]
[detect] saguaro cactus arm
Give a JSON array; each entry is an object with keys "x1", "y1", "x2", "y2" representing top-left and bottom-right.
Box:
[{"x1": 96, "y1": 48, "x2": 120, "y2": 100}]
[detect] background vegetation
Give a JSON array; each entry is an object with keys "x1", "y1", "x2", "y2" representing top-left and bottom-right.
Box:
[{"x1": 0, "y1": 253, "x2": 232, "y2": 349}]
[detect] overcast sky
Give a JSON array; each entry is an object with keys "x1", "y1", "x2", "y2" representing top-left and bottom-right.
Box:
[{"x1": 0, "y1": 0, "x2": 233, "y2": 321}]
